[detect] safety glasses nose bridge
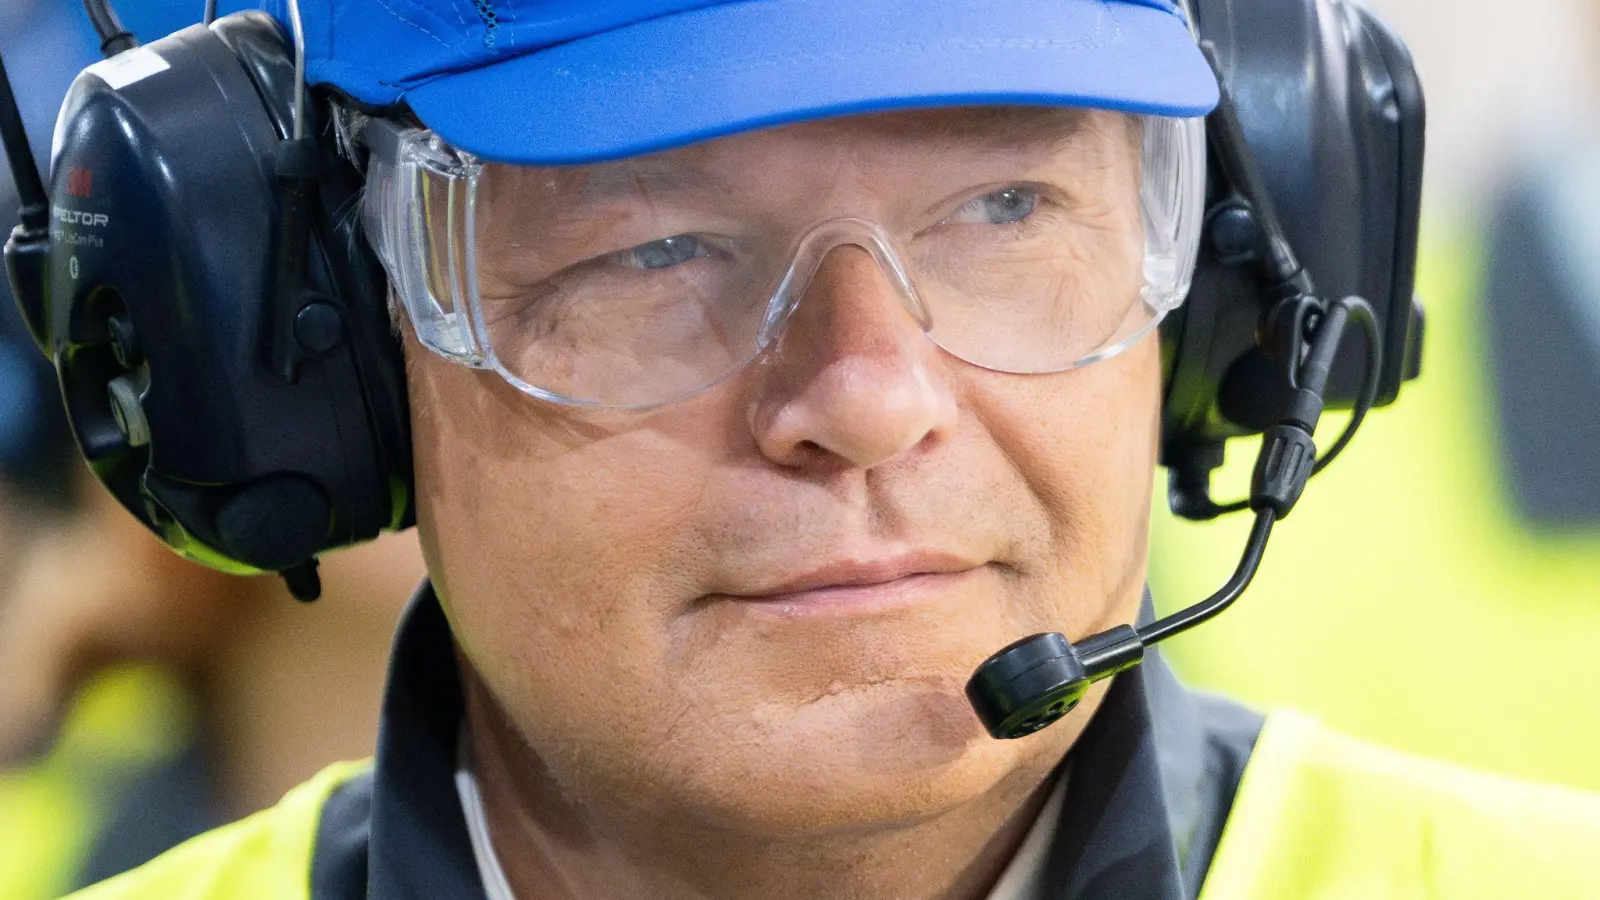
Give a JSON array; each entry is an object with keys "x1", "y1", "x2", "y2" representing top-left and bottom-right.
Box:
[{"x1": 757, "y1": 217, "x2": 934, "y2": 351}]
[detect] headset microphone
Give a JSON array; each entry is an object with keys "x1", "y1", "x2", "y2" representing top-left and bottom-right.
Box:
[{"x1": 966, "y1": 43, "x2": 1384, "y2": 740}]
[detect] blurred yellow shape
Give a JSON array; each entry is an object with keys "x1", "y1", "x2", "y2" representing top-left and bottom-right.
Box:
[{"x1": 0, "y1": 665, "x2": 196, "y2": 900}]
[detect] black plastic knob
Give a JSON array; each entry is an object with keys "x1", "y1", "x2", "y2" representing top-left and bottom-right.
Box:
[{"x1": 107, "y1": 313, "x2": 141, "y2": 368}]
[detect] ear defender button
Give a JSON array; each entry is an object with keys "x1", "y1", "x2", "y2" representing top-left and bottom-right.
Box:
[
  {"x1": 293, "y1": 301, "x2": 346, "y2": 355},
  {"x1": 107, "y1": 313, "x2": 142, "y2": 368},
  {"x1": 1206, "y1": 202, "x2": 1261, "y2": 266}
]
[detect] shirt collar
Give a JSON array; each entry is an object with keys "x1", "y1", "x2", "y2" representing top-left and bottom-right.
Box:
[
  {"x1": 980, "y1": 762, "x2": 1070, "y2": 900},
  {"x1": 366, "y1": 583, "x2": 1215, "y2": 900}
]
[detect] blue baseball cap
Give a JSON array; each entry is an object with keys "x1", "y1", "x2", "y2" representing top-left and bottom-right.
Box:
[{"x1": 281, "y1": 0, "x2": 1218, "y2": 165}]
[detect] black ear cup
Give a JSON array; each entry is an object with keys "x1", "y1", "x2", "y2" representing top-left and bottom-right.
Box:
[
  {"x1": 43, "y1": 11, "x2": 410, "y2": 591},
  {"x1": 1160, "y1": 0, "x2": 1424, "y2": 500}
]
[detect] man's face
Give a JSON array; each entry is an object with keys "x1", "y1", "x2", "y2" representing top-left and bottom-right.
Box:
[{"x1": 412, "y1": 107, "x2": 1160, "y2": 832}]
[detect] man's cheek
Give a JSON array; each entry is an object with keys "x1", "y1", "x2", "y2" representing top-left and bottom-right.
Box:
[{"x1": 419, "y1": 401, "x2": 710, "y2": 584}]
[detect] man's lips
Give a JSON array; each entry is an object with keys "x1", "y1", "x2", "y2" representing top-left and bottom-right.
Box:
[{"x1": 716, "y1": 552, "x2": 989, "y2": 616}]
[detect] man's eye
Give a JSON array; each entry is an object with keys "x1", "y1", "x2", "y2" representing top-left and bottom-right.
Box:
[
  {"x1": 621, "y1": 235, "x2": 710, "y2": 270},
  {"x1": 946, "y1": 187, "x2": 1040, "y2": 226}
]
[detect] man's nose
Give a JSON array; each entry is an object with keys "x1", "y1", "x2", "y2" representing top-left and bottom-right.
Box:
[{"x1": 749, "y1": 246, "x2": 959, "y2": 471}]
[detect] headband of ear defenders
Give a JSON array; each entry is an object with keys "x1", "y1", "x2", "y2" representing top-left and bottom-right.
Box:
[{"x1": 3, "y1": 0, "x2": 1422, "y2": 598}]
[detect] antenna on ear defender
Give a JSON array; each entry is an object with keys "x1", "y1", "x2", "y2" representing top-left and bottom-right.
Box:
[
  {"x1": 0, "y1": 51, "x2": 51, "y2": 355},
  {"x1": 966, "y1": 47, "x2": 1384, "y2": 740}
]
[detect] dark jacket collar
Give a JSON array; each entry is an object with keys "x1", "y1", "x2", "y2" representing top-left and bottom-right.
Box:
[
  {"x1": 365, "y1": 585, "x2": 483, "y2": 900},
  {"x1": 319, "y1": 584, "x2": 1258, "y2": 900}
]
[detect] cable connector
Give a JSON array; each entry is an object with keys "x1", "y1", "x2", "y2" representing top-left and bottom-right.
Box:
[
  {"x1": 1250, "y1": 422, "x2": 1316, "y2": 518},
  {"x1": 82, "y1": 0, "x2": 138, "y2": 58}
]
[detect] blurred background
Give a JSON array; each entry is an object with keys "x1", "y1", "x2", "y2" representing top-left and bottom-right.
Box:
[{"x1": 0, "y1": 0, "x2": 1597, "y2": 897}]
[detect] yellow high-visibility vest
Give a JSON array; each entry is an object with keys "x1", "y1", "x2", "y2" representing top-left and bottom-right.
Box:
[
  {"x1": 0, "y1": 665, "x2": 198, "y2": 900},
  {"x1": 64, "y1": 710, "x2": 1600, "y2": 900},
  {"x1": 59, "y1": 760, "x2": 368, "y2": 900},
  {"x1": 1198, "y1": 711, "x2": 1600, "y2": 899}
]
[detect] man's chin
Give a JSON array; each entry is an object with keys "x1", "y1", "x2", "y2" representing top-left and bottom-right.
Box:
[{"x1": 666, "y1": 682, "x2": 1061, "y2": 838}]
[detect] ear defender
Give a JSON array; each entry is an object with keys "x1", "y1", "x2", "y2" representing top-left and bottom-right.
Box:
[
  {"x1": 6, "y1": 0, "x2": 1420, "y2": 610},
  {"x1": 1160, "y1": 0, "x2": 1424, "y2": 519},
  {"x1": 18, "y1": 12, "x2": 410, "y2": 599}
]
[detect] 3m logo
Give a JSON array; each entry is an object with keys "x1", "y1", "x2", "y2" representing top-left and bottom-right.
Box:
[{"x1": 66, "y1": 168, "x2": 93, "y2": 198}]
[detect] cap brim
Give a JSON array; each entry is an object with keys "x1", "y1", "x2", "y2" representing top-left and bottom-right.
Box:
[{"x1": 405, "y1": 0, "x2": 1218, "y2": 166}]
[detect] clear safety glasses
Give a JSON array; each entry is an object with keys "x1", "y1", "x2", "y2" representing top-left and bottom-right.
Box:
[{"x1": 358, "y1": 110, "x2": 1205, "y2": 409}]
